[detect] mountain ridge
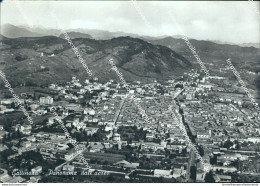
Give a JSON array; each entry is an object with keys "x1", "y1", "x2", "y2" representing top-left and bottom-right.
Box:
[
  {"x1": 0, "y1": 36, "x2": 192, "y2": 87},
  {"x1": 4, "y1": 24, "x2": 259, "y2": 48}
]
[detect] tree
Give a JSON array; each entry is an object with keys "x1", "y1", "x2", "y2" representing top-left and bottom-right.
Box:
[
  {"x1": 231, "y1": 159, "x2": 242, "y2": 171},
  {"x1": 169, "y1": 153, "x2": 176, "y2": 159},
  {"x1": 175, "y1": 84, "x2": 184, "y2": 89},
  {"x1": 223, "y1": 140, "x2": 234, "y2": 149},
  {"x1": 2, "y1": 134, "x2": 7, "y2": 144},
  {"x1": 7, "y1": 132, "x2": 11, "y2": 141},
  {"x1": 11, "y1": 102, "x2": 16, "y2": 109},
  {"x1": 14, "y1": 128, "x2": 21, "y2": 139},
  {"x1": 204, "y1": 171, "x2": 215, "y2": 183},
  {"x1": 210, "y1": 155, "x2": 217, "y2": 165},
  {"x1": 25, "y1": 151, "x2": 43, "y2": 162},
  {"x1": 91, "y1": 129, "x2": 105, "y2": 142},
  {"x1": 190, "y1": 166, "x2": 197, "y2": 181},
  {"x1": 181, "y1": 148, "x2": 187, "y2": 154},
  {"x1": 67, "y1": 143, "x2": 74, "y2": 149},
  {"x1": 198, "y1": 145, "x2": 204, "y2": 156},
  {"x1": 0, "y1": 149, "x2": 14, "y2": 162},
  {"x1": 234, "y1": 140, "x2": 241, "y2": 150},
  {"x1": 107, "y1": 175, "x2": 115, "y2": 182}
]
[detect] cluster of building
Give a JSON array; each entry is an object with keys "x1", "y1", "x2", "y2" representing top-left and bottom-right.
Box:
[{"x1": 1, "y1": 70, "x2": 260, "y2": 183}]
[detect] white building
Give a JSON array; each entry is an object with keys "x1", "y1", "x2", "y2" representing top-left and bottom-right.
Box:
[
  {"x1": 112, "y1": 133, "x2": 121, "y2": 142},
  {"x1": 31, "y1": 166, "x2": 42, "y2": 175},
  {"x1": 154, "y1": 169, "x2": 173, "y2": 178},
  {"x1": 40, "y1": 96, "x2": 53, "y2": 105}
]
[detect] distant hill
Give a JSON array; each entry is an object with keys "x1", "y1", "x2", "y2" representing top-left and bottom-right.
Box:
[
  {"x1": 0, "y1": 34, "x2": 6, "y2": 40},
  {"x1": 5, "y1": 25, "x2": 260, "y2": 48},
  {"x1": 148, "y1": 36, "x2": 260, "y2": 73},
  {"x1": 19, "y1": 25, "x2": 140, "y2": 40},
  {"x1": 210, "y1": 40, "x2": 260, "y2": 48},
  {"x1": 59, "y1": 32, "x2": 93, "y2": 39},
  {"x1": 69, "y1": 28, "x2": 140, "y2": 40},
  {"x1": 0, "y1": 36, "x2": 192, "y2": 87},
  {"x1": 19, "y1": 25, "x2": 61, "y2": 37},
  {"x1": 2, "y1": 24, "x2": 44, "y2": 38},
  {"x1": 240, "y1": 43, "x2": 260, "y2": 48},
  {"x1": 1, "y1": 26, "x2": 260, "y2": 91},
  {"x1": 21, "y1": 25, "x2": 167, "y2": 40}
]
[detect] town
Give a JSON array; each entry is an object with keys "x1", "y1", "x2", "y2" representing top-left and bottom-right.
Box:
[{"x1": 0, "y1": 68, "x2": 260, "y2": 183}]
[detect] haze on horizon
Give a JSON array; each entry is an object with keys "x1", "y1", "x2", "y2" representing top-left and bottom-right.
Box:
[{"x1": 1, "y1": 0, "x2": 260, "y2": 44}]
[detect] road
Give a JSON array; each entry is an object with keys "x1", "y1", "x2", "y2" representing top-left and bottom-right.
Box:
[
  {"x1": 113, "y1": 97, "x2": 126, "y2": 125},
  {"x1": 173, "y1": 87, "x2": 197, "y2": 181},
  {"x1": 186, "y1": 148, "x2": 196, "y2": 180}
]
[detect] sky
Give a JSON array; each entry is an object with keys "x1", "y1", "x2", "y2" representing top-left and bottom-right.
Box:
[{"x1": 1, "y1": 0, "x2": 260, "y2": 44}]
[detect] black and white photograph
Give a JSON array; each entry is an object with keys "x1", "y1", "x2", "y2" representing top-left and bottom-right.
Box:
[{"x1": 0, "y1": 0, "x2": 260, "y2": 184}]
